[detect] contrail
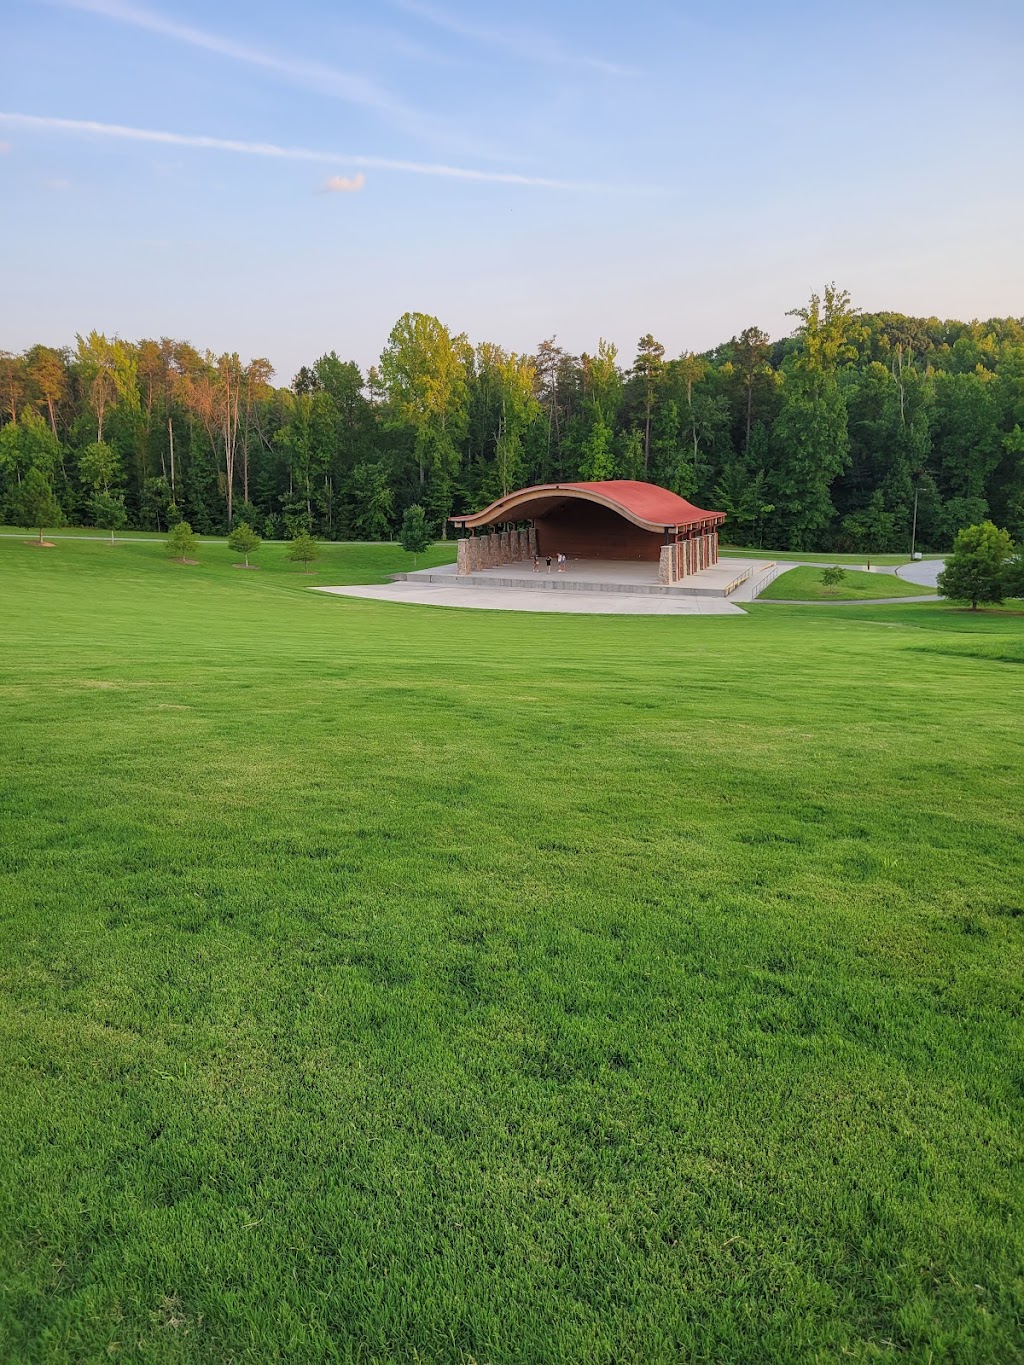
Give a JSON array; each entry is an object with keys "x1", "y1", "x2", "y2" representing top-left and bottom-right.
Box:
[{"x1": 0, "y1": 112, "x2": 613, "y2": 189}]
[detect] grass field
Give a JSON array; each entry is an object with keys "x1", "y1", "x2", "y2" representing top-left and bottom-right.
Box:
[
  {"x1": 2, "y1": 538, "x2": 1023, "y2": 1363},
  {"x1": 759, "y1": 566, "x2": 937, "y2": 601},
  {"x1": 720, "y1": 546, "x2": 944, "y2": 565}
]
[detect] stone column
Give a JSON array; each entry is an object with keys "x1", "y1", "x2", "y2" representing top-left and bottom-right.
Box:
[
  {"x1": 658, "y1": 543, "x2": 675, "y2": 585},
  {"x1": 527, "y1": 527, "x2": 537, "y2": 559},
  {"x1": 457, "y1": 538, "x2": 470, "y2": 575}
]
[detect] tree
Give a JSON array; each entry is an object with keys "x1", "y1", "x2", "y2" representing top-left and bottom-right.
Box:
[
  {"x1": 350, "y1": 462, "x2": 395, "y2": 540},
  {"x1": 579, "y1": 413, "x2": 615, "y2": 481},
  {"x1": 89, "y1": 490, "x2": 128, "y2": 543},
  {"x1": 937, "y1": 520, "x2": 1015, "y2": 610},
  {"x1": 0, "y1": 411, "x2": 62, "y2": 495},
  {"x1": 0, "y1": 351, "x2": 28, "y2": 424},
  {"x1": 821, "y1": 565, "x2": 847, "y2": 590},
  {"x1": 771, "y1": 286, "x2": 860, "y2": 549},
  {"x1": 713, "y1": 464, "x2": 775, "y2": 546},
  {"x1": 399, "y1": 503, "x2": 431, "y2": 566},
  {"x1": 166, "y1": 520, "x2": 198, "y2": 564},
  {"x1": 378, "y1": 313, "x2": 471, "y2": 495},
  {"x1": 75, "y1": 331, "x2": 138, "y2": 443},
  {"x1": 227, "y1": 521, "x2": 262, "y2": 567},
  {"x1": 77, "y1": 441, "x2": 120, "y2": 495},
  {"x1": 493, "y1": 351, "x2": 539, "y2": 497},
  {"x1": 12, "y1": 466, "x2": 62, "y2": 542},
  {"x1": 731, "y1": 326, "x2": 771, "y2": 454},
  {"x1": 25, "y1": 344, "x2": 68, "y2": 438},
  {"x1": 287, "y1": 531, "x2": 321, "y2": 573},
  {"x1": 1004, "y1": 547, "x2": 1024, "y2": 600},
  {"x1": 631, "y1": 334, "x2": 665, "y2": 471},
  {"x1": 840, "y1": 491, "x2": 897, "y2": 555}
]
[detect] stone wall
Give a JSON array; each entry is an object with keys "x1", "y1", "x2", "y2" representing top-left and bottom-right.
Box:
[{"x1": 456, "y1": 528, "x2": 536, "y2": 575}]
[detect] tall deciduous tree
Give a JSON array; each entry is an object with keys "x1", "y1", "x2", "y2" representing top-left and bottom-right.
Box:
[
  {"x1": 0, "y1": 411, "x2": 61, "y2": 489},
  {"x1": 0, "y1": 351, "x2": 29, "y2": 424},
  {"x1": 631, "y1": 334, "x2": 665, "y2": 472},
  {"x1": 771, "y1": 285, "x2": 860, "y2": 549},
  {"x1": 731, "y1": 326, "x2": 771, "y2": 454},
  {"x1": 493, "y1": 352, "x2": 539, "y2": 497},
  {"x1": 378, "y1": 313, "x2": 471, "y2": 499},
  {"x1": 25, "y1": 345, "x2": 68, "y2": 438},
  {"x1": 77, "y1": 441, "x2": 120, "y2": 495}
]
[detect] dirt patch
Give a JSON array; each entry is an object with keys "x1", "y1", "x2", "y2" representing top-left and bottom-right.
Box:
[
  {"x1": 170, "y1": 558, "x2": 200, "y2": 565},
  {"x1": 232, "y1": 563, "x2": 260, "y2": 570},
  {"x1": 25, "y1": 540, "x2": 56, "y2": 548}
]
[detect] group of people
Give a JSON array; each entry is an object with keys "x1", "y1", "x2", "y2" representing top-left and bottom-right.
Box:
[
  {"x1": 532, "y1": 551, "x2": 573, "y2": 573},
  {"x1": 533, "y1": 553, "x2": 569, "y2": 574}
]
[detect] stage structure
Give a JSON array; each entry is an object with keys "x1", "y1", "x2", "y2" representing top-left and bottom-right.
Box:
[{"x1": 449, "y1": 480, "x2": 726, "y2": 584}]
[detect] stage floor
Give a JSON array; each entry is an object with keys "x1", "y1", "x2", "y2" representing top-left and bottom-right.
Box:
[{"x1": 399, "y1": 556, "x2": 775, "y2": 599}]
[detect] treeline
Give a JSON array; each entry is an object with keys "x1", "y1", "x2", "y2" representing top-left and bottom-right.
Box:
[{"x1": 2, "y1": 286, "x2": 1022, "y2": 551}]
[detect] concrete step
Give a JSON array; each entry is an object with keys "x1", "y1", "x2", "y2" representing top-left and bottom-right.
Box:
[{"x1": 394, "y1": 566, "x2": 756, "y2": 598}]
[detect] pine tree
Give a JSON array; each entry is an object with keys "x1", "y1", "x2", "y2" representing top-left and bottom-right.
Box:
[
  {"x1": 12, "y1": 466, "x2": 62, "y2": 543},
  {"x1": 400, "y1": 503, "x2": 431, "y2": 566}
]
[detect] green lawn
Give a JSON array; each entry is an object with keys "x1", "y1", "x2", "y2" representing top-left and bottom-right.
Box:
[
  {"x1": 1, "y1": 539, "x2": 1022, "y2": 1363},
  {"x1": 721, "y1": 546, "x2": 943, "y2": 566},
  {"x1": 759, "y1": 566, "x2": 937, "y2": 601}
]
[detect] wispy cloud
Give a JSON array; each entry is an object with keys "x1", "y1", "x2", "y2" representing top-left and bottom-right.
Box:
[
  {"x1": 0, "y1": 113, "x2": 620, "y2": 189},
  {"x1": 324, "y1": 172, "x2": 366, "y2": 193},
  {"x1": 0, "y1": 141, "x2": 10, "y2": 153},
  {"x1": 50, "y1": 0, "x2": 423, "y2": 126},
  {"x1": 394, "y1": 0, "x2": 635, "y2": 76}
]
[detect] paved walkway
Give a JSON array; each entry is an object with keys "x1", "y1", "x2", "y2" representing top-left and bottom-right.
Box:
[
  {"x1": 315, "y1": 555, "x2": 948, "y2": 616},
  {"x1": 763, "y1": 594, "x2": 938, "y2": 605},
  {"x1": 313, "y1": 583, "x2": 746, "y2": 615}
]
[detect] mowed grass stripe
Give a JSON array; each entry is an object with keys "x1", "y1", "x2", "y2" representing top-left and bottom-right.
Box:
[{"x1": 1, "y1": 538, "x2": 1023, "y2": 1362}]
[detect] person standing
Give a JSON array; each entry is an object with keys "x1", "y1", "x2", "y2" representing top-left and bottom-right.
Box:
[{"x1": 545, "y1": 555, "x2": 552, "y2": 574}]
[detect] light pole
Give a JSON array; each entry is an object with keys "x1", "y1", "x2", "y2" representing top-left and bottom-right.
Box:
[{"x1": 910, "y1": 485, "x2": 919, "y2": 561}]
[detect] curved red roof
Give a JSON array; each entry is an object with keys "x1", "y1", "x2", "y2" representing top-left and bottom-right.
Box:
[{"x1": 450, "y1": 480, "x2": 724, "y2": 532}]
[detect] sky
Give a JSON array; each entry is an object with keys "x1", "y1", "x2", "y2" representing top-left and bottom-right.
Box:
[{"x1": 3, "y1": 0, "x2": 1023, "y2": 383}]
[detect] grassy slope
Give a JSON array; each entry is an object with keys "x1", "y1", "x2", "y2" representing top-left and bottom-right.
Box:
[
  {"x1": 1, "y1": 540, "x2": 1022, "y2": 1364},
  {"x1": 760, "y1": 566, "x2": 936, "y2": 601},
  {"x1": 721, "y1": 546, "x2": 944, "y2": 565}
]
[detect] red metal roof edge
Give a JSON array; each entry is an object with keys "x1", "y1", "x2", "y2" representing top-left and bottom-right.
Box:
[{"x1": 449, "y1": 479, "x2": 725, "y2": 530}]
